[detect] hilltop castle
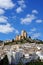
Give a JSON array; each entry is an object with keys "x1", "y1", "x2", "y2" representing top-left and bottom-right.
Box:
[
  {"x1": 4, "y1": 30, "x2": 27, "y2": 43},
  {"x1": 15, "y1": 30, "x2": 27, "y2": 41}
]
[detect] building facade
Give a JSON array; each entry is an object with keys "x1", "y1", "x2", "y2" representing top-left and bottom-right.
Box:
[
  {"x1": 21, "y1": 30, "x2": 27, "y2": 39},
  {"x1": 15, "y1": 30, "x2": 27, "y2": 41}
]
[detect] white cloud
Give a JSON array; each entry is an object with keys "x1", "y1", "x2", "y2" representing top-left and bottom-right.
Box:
[
  {"x1": 0, "y1": 0, "x2": 19, "y2": 34},
  {"x1": 28, "y1": 28, "x2": 41, "y2": 39},
  {"x1": 17, "y1": 0, "x2": 26, "y2": 8},
  {"x1": 14, "y1": 29, "x2": 19, "y2": 34},
  {"x1": 0, "y1": 0, "x2": 15, "y2": 9},
  {"x1": 16, "y1": 0, "x2": 26, "y2": 13},
  {"x1": 16, "y1": 7, "x2": 23, "y2": 13},
  {"x1": 28, "y1": 31, "x2": 33, "y2": 35},
  {"x1": 0, "y1": 23, "x2": 14, "y2": 33},
  {"x1": 32, "y1": 10, "x2": 38, "y2": 14},
  {"x1": 0, "y1": 16, "x2": 19, "y2": 34},
  {"x1": 0, "y1": 16, "x2": 8, "y2": 23},
  {"x1": 31, "y1": 28, "x2": 36, "y2": 32},
  {"x1": 28, "y1": 28, "x2": 36, "y2": 35},
  {"x1": 31, "y1": 33, "x2": 41, "y2": 39},
  {"x1": 21, "y1": 14, "x2": 36, "y2": 24},
  {"x1": 36, "y1": 19, "x2": 43, "y2": 23},
  {"x1": 0, "y1": 9, "x2": 5, "y2": 14}
]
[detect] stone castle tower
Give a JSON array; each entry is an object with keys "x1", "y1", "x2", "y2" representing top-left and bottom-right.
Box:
[
  {"x1": 15, "y1": 30, "x2": 27, "y2": 41},
  {"x1": 21, "y1": 30, "x2": 27, "y2": 39}
]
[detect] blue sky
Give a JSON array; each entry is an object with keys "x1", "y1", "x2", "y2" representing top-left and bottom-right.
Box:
[{"x1": 0, "y1": 0, "x2": 43, "y2": 41}]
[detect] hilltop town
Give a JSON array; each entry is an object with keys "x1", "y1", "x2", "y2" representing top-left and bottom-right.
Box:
[
  {"x1": 4, "y1": 30, "x2": 27, "y2": 44},
  {"x1": 0, "y1": 30, "x2": 43, "y2": 65},
  {"x1": 2, "y1": 30, "x2": 43, "y2": 45}
]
